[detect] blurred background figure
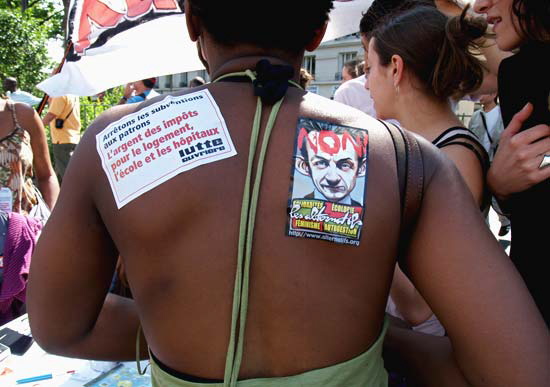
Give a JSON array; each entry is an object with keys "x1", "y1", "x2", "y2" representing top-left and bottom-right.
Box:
[
  {"x1": 356, "y1": 60, "x2": 365, "y2": 77},
  {"x1": 2, "y1": 77, "x2": 41, "y2": 107},
  {"x1": 299, "y1": 68, "x2": 314, "y2": 89},
  {"x1": 469, "y1": 93, "x2": 510, "y2": 236},
  {"x1": 189, "y1": 76, "x2": 206, "y2": 88},
  {"x1": 1, "y1": 96, "x2": 59, "y2": 325},
  {"x1": 332, "y1": 3, "x2": 393, "y2": 118},
  {"x1": 118, "y1": 78, "x2": 159, "y2": 104},
  {"x1": 341, "y1": 59, "x2": 359, "y2": 82},
  {"x1": 469, "y1": 93, "x2": 504, "y2": 159},
  {"x1": 42, "y1": 95, "x2": 81, "y2": 183},
  {"x1": 0, "y1": 98, "x2": 59, "y2": 217}
]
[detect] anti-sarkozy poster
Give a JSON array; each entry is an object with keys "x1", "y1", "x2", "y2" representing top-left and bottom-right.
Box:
[{"x1": 287, "y1": 117, "x2": 369, "y2": 246}]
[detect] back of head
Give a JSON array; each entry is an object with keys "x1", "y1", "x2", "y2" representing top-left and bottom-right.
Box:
[
  {"x1": 343, "y1": 59, "x2": 359, "y2": 79},
  {"x1": 299, "y1": 68, "x2": 314, "y2": 89},
  {"x1": 142, "y1": 77, "x2": 157, "y2": 89},
  {"x1": 371, "y1": 5, "x2": 486, "y2": 100},
  {"x1": 356, "y1": 61, "x2": 365, "y2": 76},
  {"x1": 189, "y1": 76, "x2": 206, "y2": 88},
  {"x1": 3, "y1": 77, "x2": 17, "y2": 92},
  {"x1": 512, "y1": 0, "x2": 550, "y2": 43},
  {"x1": 188, "y1": 0, "x2": 334, "y2": 53},
  {"x1": 360, "y1": 0, "x2": 433, "y2": 38}
]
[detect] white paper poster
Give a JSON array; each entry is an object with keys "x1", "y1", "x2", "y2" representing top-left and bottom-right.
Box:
[{"x1": 96, "y1": 90, "x2": 236, "y2": 208}]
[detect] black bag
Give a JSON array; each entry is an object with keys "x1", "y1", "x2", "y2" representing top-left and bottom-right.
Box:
[{"x1": 54, "y1": 103, "x2": 74, "y2": 129}]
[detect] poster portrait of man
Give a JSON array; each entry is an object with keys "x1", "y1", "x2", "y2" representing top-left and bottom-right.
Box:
[{"x1": 287, "y1": 118, "x2": 369, "y2": 245}]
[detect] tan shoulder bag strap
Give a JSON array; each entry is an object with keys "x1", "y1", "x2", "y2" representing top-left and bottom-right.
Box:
[{"x1": 380, "y1": 120, "x2": 424, "y2": 274}]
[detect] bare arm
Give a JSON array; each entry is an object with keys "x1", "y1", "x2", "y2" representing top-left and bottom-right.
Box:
[
  {"x1": 390, "y1": 136, "x2": 486, "y2": 327},
  {"x1": 16, "y1": 104, "x2": 59, "y2": 209},
  {"x1": 440, "y1": 141, "x2": 485, "y2": 206},
  {"x1": 117, "y1": 83, "x2": 134, "y2": 105},
  {"x1": 389, "y1": 266, "x2": 433, "y2": 326},
  {"x1": 27, "y1": 105, "x2": 148, "y2": 360},
  {"x1": 384, "y1": 326, "x2": 470, "y2": 387},
  {"x1": 404, "y1": 140, "x2": 549, "y2": 386},
  {"x1": 41, "y1": 112, "x2": 56, "y2": 127}
]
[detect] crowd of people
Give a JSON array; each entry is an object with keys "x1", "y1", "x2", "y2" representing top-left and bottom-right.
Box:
[{"x1": 0, "y1": 0, "x2": 548, "y2": 386}]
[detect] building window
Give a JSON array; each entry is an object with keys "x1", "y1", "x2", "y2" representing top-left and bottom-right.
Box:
[
  {"x1": 197, "y1": 69, "x2": 208, "y2": 82},
  {"x1": 179, "y1": 72, "x2": 188, "y2": 87},
  {"x1": 303, "y1": 55, "x2": 316, "y2": 76},
  {"x1": 164, "y1": 75, "x2": 173, "y2": 89}
]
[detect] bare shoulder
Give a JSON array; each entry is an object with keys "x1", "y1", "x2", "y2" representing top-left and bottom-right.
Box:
[
  {"x1": 12, "y1": 102, "x2": 44, "y2": 137},
  {"x1": 86, "y1": 103, "x2": 142, "y2": 136},
  {"x1": 299, "y1": 92, "x2": 390, "y2": 144},
  {"x1": 12, "y1": 101, "x2": 38, "y2": 125},
  {"x1": 12, "y1": 101, "x2": 36, "y2": 116},
  {"x1": 411, "y1": 130, "x2": 448, "y2": 186},
  {"x1": 62, "y1": 102, "x2": 151, "y2": 197}
]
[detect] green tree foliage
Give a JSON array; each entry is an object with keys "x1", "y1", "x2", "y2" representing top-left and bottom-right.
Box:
[
  {"x1": 0, "y1": 0, "x2": 63, "y2": 39},
  {"x1": 0, "y1": 9, "x2": 53, "y2": 95},
  {"x1": 80, "y1": 87, "x2": 124, "y2": 131}
]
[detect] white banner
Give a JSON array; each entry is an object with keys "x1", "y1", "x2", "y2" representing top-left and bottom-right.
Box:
[{"x1": 39, "y1": 0, "x2": 373, "y2": 97}]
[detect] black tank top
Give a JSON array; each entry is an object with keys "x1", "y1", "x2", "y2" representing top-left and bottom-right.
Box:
[{"x1": 432, "y1": 126, "x2": 490, "y2": 210}]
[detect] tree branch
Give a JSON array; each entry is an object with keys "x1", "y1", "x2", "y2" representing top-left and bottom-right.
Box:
[
  {"x1": 26, "y1": 0, "x2": 41, "y2": 9},
  {"x1": 38, "y1": 9, "x2": 63, "y2": 25}
]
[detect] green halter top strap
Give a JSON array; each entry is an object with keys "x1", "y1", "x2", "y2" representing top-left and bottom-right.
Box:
[
  {"x1": 213, "y1": 69, "x2": 301, "y2": 386},
  {"x1": 134, "y1": 67, "x2": 301, "y2": 384}
]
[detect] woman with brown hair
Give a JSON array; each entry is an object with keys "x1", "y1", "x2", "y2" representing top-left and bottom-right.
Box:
[
  {"x1": 366, "y1": 4, "x2": 490, "y2": 333},
  {"x1": 473, "y1": 0, "x2": 550, "y2": 325}
]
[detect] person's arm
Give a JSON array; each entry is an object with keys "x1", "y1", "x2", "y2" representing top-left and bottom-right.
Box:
[
  {"x1": 384, "y1": 325, "x2": 470, "y2": 387},
  {"x1": 41, "y1": 112, "x2": 56, "y2": 128},
  {"x1": 440, "y1": 142, "x2": 485, "y2": 206},
  {"x1": 402, "y1": 139, "x2": 549, "y2": 386},
  {"x1": 16, "y1": 104, "x2": 59, "y2": 208},
  {"x1": 391, "y1": 127, "x2": 487, "y2": 329},
  {"x1": 389, "y1": 266, "x2": 433, "y2": 326},
  {"x1": 117, "y1": 83, "x2": 134, "y2": 105},
  {"x1": 27, "y1": 104, "x2": 148, "y2": 360},
  {"x1": 487, "y1": 103, "x2": 550, "y2": 201}
]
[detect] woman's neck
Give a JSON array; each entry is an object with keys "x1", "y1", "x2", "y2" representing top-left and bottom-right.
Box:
[
  {"x1": 201, "y1": 35, "x2": 303, "y2": 84},
  {"x1": 209, "y1": 55, "x2": 302, "y2": 84},
  {"x1": 393, "y1": 91, "x2": 463, "y2": 142}
]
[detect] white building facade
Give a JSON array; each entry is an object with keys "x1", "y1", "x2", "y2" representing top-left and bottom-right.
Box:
[
  {"x1": 303, "y1": 34, "x2": 364, "y2": 98},
  {"x1": 155, "y1": 34, "x2": 364, "y2": 99}
]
